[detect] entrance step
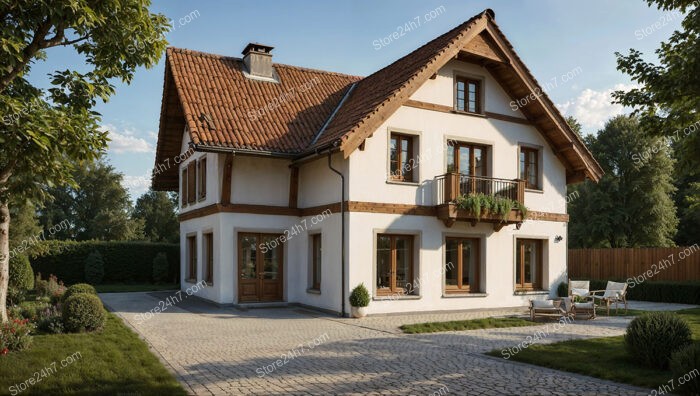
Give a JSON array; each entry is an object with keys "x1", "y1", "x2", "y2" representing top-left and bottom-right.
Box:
[{"x1": 234, "y1": 302, "x2": 292, "y2": 310}]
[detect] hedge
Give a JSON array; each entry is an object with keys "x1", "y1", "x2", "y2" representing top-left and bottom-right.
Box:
[
  {"x1": 570, "y1": 279, "x2": 700, "y2": 305},
  {"x1": 29, "y1": 241, "x2": 179, "y2": 285}
]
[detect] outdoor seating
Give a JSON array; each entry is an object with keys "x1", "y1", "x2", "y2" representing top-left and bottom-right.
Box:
[
  {"x1": 568, "y1": 279, "x2": 596, "y2": 319},
  {"x1": 529, "y1": 299, "x2": 574, "y2": 321},
  {"x1": 591, "y1": 281, "x2": 628, "y2": 316}
]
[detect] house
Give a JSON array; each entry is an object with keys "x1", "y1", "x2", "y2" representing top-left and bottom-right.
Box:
[{"x1": 152, "y1": 9, "x2": 602, "y2": 316}]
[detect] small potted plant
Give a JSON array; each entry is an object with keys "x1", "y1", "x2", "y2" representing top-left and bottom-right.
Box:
[{"x1": 349, "y1": 283, "x2": 370, "y2": 318}]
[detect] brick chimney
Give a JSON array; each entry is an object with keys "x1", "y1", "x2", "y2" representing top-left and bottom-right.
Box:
[{"x1": 242, "y1": 43, "x2": 275, "y2": 79}]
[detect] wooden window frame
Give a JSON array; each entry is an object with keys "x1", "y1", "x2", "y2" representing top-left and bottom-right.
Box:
[
  {"x1": 186, "y1": 235, "x2": 197, "y2": 282},
  {"x1": 519, "y1": 146, "x2": 540, "y2": 190},
  {"x1": 375, "y1": 234, "x2": 415, "y2": 296},
  {"x1": 446, "y1": 141, "x2": 488, "y2": 176},
  {"x1": 187, "y1": 161, "x2": 197, "y2": 204},
  {"x1": 310, "y1": 234, "x2": 321, "y2": 291},
  {"x1": 198, "y1": 157, "x2": 207, "y2": 201},
  {"x1": 181, "y1": 168, "x2": 188, "y2": 207},
  {"x1": 455, "y1": 76, "x2": 482, "y2": 114},
  {"x1": 389, "y1": 133, "x2": 416, "y2": 182},
  {"x1": 515, "y1": 239, "x2": 543, "y2": 291},
  {"x1": 203, "y1": 232, "x2": 213, "y2": 285},
  {"x1": 444, "y1": 237, "x2": 480, "y2": 293}
]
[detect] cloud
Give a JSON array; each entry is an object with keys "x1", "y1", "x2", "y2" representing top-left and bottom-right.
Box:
[
  {"x1": 100, "y1": 124, "x2": 155, "y2": 154},
  {"x1": 556, "y1": 84, "x2": 638, "y2": 133},
  {"x1": 122, "y1": 173, "x2": 152, "y2": 198}
]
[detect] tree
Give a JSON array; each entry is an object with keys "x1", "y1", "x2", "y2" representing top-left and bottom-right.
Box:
[
  {"x1": 38, "y1": 158, "x2": 145, "y2": 241},
  {"x1": 8, "y1": 202, "x2": 41, "y2": 250},
  {"x1": 569, "y1": 115, "x2": 678, "y2": 248},
  {"x1": 0, "y1": 1, "x2": 169, "y2": 321},
  {"x1": 132, "y1": 189, "x2": 179, "y2": 243},
  {"x1": 614, "y1": 0, "x2": 699, "y2": 245}
]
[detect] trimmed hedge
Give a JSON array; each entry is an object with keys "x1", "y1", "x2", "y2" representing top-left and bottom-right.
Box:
[
  {"x1": 588, "y1": 279, "x2": 700, "y2": 305},
  {"x1": 62, "y1": 283, "x2": 97, "y2": 302},
  {"x1": 62, "y1": 294, "x2": 106, "y2": 332},
  {"x1": 9, "y1": 254, "x2": 34, "y2": 291},
  {"x1": 29, "y1": 241, "x2": 179, "y2": 285}
]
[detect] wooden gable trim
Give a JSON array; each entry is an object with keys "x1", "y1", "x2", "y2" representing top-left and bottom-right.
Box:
[
  {"x1": 403, "y1": 99, "x2": 532, "y2": 126},
  {"x1": 461, "y1": 32, "x2": 508, "y2": 64}
]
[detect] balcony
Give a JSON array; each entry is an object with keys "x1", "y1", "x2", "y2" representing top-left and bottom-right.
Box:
[{"x1": 434, "y1": 173, "x2": 526, "y2": 231}]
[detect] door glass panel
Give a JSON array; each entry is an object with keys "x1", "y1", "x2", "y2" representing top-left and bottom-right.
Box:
[
  {"x1": 525, "y1": 241, "x2": 538, "y2": 285},
  {"x1": 376, "y1": 236, "x2": 391, "y2": 290},
  {"x1": 261, "y1": 235, "x2": 280, "y2": 280},
  {"x1": 519, "y1": 151, "x2": 526, "y2": 180},
  {"x1": 445, "y1": 239, "x2": 459, "y2": 287},
  {"x1": 395, "y1": 237, "x2": 411, "y2": 289},
  {"x1": 447, "y1": 145, "x2": 455, "y2": 172},
  {"x1": 474, "y1": 148, "x2": 485, "y2": 176},
  {"x1": 240, "y1": 235, "x2": 257, "y2": 279},
  {"x1": 459, "y1": 146, "x2": 471, "y2": 175}
]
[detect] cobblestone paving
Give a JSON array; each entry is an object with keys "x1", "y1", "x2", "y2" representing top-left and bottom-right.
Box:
[{"x1": 101, "y1": 292, "x2": 651, "y2": 396}]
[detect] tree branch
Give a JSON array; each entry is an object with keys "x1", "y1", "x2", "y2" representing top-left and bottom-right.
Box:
[{"x1": 0, "y1": 18, "x2": 52, "y2": 93}]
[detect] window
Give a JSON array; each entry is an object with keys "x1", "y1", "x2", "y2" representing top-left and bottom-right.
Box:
[
  {"x1": 519, "y1": 147, "x2": 539, "y2": 189},
  {"x1": 203, "y1": 233, "x2": 213, "y2": 285},
  {"x1": 198, "y1": 157, "x2": 207, "y2": 200},
  {"x1": 456, "y1": 77, "x2": 481, "y2": 113},
  {"x1": 446, "y1": 142, "x2": 487, "y2": 175},
  {"x1": 186, "y1": 235, "x2": 197, "y2": 281},
  {"x1": 310, "y1": 234, "x2": 321, "y2": 290},
  {"x1": 445, "y1": 238, "x2": 479, "y2": 293},
  {"x1": 187, "y1": 161, "x2": 197, "y2": 204},
  {"x1": 181, "y1": 168, "x2": 188, "y2": 207},
  {"x1": 389, "y1": 133, "x2": 416, "y2": 182},
  {"x1": 515, "y1": 239, "x2": 542, "y2": 290},
  {"x1": 376, "y1": 234, "x2": 414, "y2": 295}
]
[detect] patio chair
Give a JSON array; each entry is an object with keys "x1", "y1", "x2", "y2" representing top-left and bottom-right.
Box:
[
  {"x1": 568, "y1": 279, "x2": 591, "y2": 301},
  {"x1": 529, "y1": 299, "x2": 573, "y2": 321},
  {"x1": 567, "y1": 279, "x2": 596, "y2": 319},
  {"x1": 590, "y1": 281, "x2": 628, "y2": 316}
]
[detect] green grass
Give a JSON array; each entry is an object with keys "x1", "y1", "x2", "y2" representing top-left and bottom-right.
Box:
[
  {"x1": 400, "y1": 316, "x2": 536, "y2": 334},
  {"x1": 486, "y1": 308, "x2": 700, "y2": 389},
  {"x1": 94, "y1": 283, "x2": 179, "y2": 293},
  {"x1": 0, "y1": 313, "x2": 186, "y2": 395}
]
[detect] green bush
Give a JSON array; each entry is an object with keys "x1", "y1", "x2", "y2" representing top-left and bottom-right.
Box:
[
  {"x1": 62, "y1": 283, "x2": 97, "y2": 302},
  {"x1": 9, "y1": 254, "x2": 34, "y2": 291},
  {"x1": 586, "y1": 279, "x2": 700, "y2": 305},
  {"x1": 152, "y1": 252, "x2": 169, "y2": 283},
  {"x1": 349, "y1": 283, "x2": 370, "y2": 307},
  {"x1": 62, "y1": 294, "x2": 106, "y2": 333},
  {"x1": 625, "y1": 312, "x2": 692, "y2": 369},
  {"x1": 0, "y1": 318, "x2": 33, "y2": 354},
  {"x1": 30, "y1": 241, "x2": 179, "y2": 284},
  {"x1": 84, "y1": 250, "x2": 105, "y2": 284},
  {"x1": 6, "y1": 286, "x2": 26, "y2": 306},
  {"x1": 37, "y1": 305, "x2": 64, "y2": 334},
  {"x1": 670, "y1": 343, "x2": 700, "y2": 395},
  {"x1": 557, "y1": 282, "x2": 568, "y2": 298}
]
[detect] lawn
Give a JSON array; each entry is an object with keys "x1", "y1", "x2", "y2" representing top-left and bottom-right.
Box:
[
  {"x1": 486, "y1": 308, "x2": 700, "y2": 389},
  {"x1": 95, "y1": 283, "x2": 179, "y2": 293},
  {"x1": 400, "y1": 317, "x2": 535, "y2": 334},
  {"x1": 0, "y1": 313, "x2": 186, "y2": 395}
]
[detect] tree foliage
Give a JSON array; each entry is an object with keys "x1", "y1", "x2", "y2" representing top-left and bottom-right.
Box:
[
  {"x1": 132, "y1": 190, "x2": 179, "y2": 243},
  {"x1": 569, "y1": 115, "x2": 678, "y2": 247},
  {"x1": 0, "y1": 0, "x2": 169, "y2": 321},
  {"x1": 613, "y1": 0, "x2": 699, "y2": 245}
]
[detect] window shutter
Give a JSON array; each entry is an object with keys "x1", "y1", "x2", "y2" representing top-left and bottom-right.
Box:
[
  {"x1": 181, "y1": 169, "x2": 188, "y2": 206},
  {"x1": 188, "y1": 161, "x2": 197, "y2": 203},
  {"x1": 199, "y1": 157, "x2": 207, "y2": 199}
]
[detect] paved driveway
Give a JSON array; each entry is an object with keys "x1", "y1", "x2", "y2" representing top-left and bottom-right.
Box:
[{"x1": 101, "y1": 292, "x2": 650, "y2": 395}]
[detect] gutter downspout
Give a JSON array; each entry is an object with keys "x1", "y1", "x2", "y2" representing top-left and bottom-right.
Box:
[{"x1": 325, "y1": 149, "x2": 346, "y2": 317}]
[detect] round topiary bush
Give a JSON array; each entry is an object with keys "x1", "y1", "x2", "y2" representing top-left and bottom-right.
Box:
[
  {"x1": 84, "y1": 250, "x2": 104, "y2": 285},
  {"x1": 62, "y1": 283, "x2": 97, "y2": 302},
  {"x1": 9, "y1": 254, "x2": 34, "y2": 291},
  {"x1": 62, "y1": 293, "x2": 106, "y2": 333},
  {"x1": 152, "y1": 252, "x2": 170, "y2": 283},
  {"x1": 625, "y1": 312, "x2": 692, "y2": 369},
  {"x1": 349, "y1": 283, "x2": 370, "y2": 307},
  {"x1": 670, "y1": 343, "x2": 700, "y2": 395},
  {"x1": 557, "y1": 282, "x2": 568, "y2": 298}
]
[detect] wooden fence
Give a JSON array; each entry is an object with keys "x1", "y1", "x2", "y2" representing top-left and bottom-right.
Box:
[{"x1": 568, "y1": 246, "x2": 700, "y2": 282}]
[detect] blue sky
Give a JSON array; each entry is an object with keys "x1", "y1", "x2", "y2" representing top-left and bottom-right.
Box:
[{"x1": 26, "y1": 0, "x2": 684, "y2": 201}]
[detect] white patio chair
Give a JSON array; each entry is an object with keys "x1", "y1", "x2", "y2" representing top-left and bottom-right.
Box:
[{"x1": 590, "y1": 281, "x2": 628, "y2": 316}]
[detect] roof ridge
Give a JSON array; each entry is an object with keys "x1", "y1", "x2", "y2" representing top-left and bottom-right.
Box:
[{"x1": 166, "y1": 47, "x2": 364, "y2": 80}]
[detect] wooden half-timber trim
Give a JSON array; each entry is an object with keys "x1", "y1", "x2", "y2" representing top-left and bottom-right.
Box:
[
  {"x1": 403, "y1": 99, "x2": 532, "y2": 126},
  {"x1": 179, "y1": 201, "x2": 568, "y2": 222},
  {"x1": 220, "y1": 153, "x2": 234, "y2": 204}
]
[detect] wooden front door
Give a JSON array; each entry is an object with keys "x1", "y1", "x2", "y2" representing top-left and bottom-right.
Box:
[{"x1": 238, "y1": 233, "x2": 284, "y2": 302}]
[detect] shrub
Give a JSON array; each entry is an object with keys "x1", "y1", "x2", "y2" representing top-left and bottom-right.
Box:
[
  {"x1": 152, "y1": 252, "x2": 170, "y2": 283},
  {"x1": 557, "y1": 282, "x2": 568, "y2": 298},
  {"x1": 62, "y1": 283, "x2": 97, "y2": 302},
  {"x1": 30, "y1": 241, "x2": 179, "y2": 284},
  {"x1": 9, "y1": 254, "x2": 34, "y2": 291},
  {"x1": 6, "y1": 286, "x2": 26, "y2": 307},
  {"x1": 670, "y1": 343, "x2": 700, "y2": 395},
  {"x1": 37, "y1": 305, "x2": 64, "y2": 334},
  {"x1": 0, "y1": 318, "x2": 33, "y2": 354},
  {"x1": 62, "y1": 294, "x2": 105, "y2": 333},
  {"x1": 349, "y1": 283, "x2": 370, "y2": 307},
  {"x1": 35, "y1": 273, "x2": 66, "y2": 299},
  {"x1": 585, "y1": 279, "x2": 700, "y2": 305},
  {"x1": 625, "y1": 312, "x2": 692, "y2": 369},
  {"x1": 17, "y1": 301, "x2": 50, "y2": 322},
  {"x1": 84, "y1": 250, "x2": 105, "y2": 285}
]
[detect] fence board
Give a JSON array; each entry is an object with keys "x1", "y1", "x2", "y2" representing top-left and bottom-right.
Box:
[{"x1": 568, "y1": 246, "x2": 700, "y2": 282}]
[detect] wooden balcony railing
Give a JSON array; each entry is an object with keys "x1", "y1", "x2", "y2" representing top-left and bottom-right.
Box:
[{"x1": 434, "y1": 173, "x2": 525, "y2": 205}]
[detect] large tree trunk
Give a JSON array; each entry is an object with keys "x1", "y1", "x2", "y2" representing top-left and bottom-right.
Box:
[{"x1": 0, "y1": 201, "x2": 9, "y2": 322}]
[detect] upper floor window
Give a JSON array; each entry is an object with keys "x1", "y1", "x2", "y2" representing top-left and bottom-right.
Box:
[
  {"x1": 446, "y1": 142, "x2": 487, "y2": 176},
  {"x1": 456, "y1": 77, "x2": 481, "y2": 113},
  {"x1": 181, "y1": 168, "x2": 188, "y2": 207},
  {"x1": 519, "y1": 147, "x2": 539, "y2": 189},
  {"x1": 198, "y1": 157, "x2": 207, "y2": 200},
  {"x1": 389, "y1": 133, "x2": 416, "y2": 182}
]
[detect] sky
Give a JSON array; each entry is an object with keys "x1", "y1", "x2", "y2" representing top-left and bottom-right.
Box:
[{"x1": 25, "y1": 0, "x2": 685, "y2": 201}]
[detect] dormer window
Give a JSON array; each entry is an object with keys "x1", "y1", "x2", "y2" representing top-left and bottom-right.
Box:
[{"x1": 455, "y1": 77, "x2": 481, "y2": 114}]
